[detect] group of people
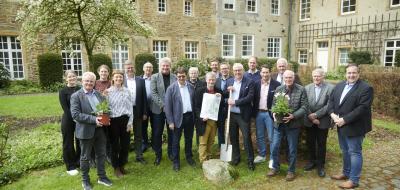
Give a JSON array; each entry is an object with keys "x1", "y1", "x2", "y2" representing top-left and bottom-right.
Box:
[{"x1": 59, "y1": 56, "x2": 373, "y2": 190}]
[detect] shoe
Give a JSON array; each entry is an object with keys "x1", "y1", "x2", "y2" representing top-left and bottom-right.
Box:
[
  {"x1": 253, "y1": 155, "x2": 266, "y2": 164},
  {"x1": 266, "y1": 169, "x2": 279, "y2": 177},
  {"x1": 317, "y1": 167, "x2": 326, "y2": 177},
  {"x1": 187, "y1": 158, "x2": 196, "y2": 167},
  {"x1": 338, "y1": 180, "x2": 359, "y2": 189},
  {"x1": 97, "y1": 177, "x2": 112, "y2": 187},
  {"x1": 286, "y1": 172, "x2": 296, "y2": 181},
  {"x1": 331, "y1": 174, "x2": 349, "y2": 180},
  {"x1": 268, "y1": 159, "x2": 273, "y2": 169},
  {"x1": 154, "y1": 157, "x2": 161, "y2": 166},
  {"x1": 230, "y1": 160, "x2": 240, "y2": 166},
  {"x1": 136, "y1": 157, "x2": 147, "y2": 165},
  {"x1": 120, "y1": 166, "x2": 127, "y2": 175},
  {"x1": 173, "y1": 163, "x2": 180, "y2": 172},
  {"x1": 114, "y1": 168, "x2": 123, "y2": 178},
  {"x1": 303, "y1": 162, "x2": 316, "y2": 171},
  {"x1": 248, "y1": 161, "x2": 255, "y2": 171},
  {"x1": 66, "y1": 169, "x2": 79, "y2": 176},
  {"x1": 82, "y1": 181, "x2": 92, "y2": 190}
]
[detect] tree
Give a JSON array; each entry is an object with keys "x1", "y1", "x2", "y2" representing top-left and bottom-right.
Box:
[{"x1": 17, "y1": 0, "x2": 154, "y2": 71}]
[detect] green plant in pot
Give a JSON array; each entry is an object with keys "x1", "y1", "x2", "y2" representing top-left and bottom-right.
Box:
[
  {"x1": 95, "y1": 100, "x2": 111, "y2": 126},
  {"x1": 271, "y1": 92, "x2": 292, "y2": 124}
]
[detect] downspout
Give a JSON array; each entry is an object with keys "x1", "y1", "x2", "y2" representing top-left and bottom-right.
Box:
[{"x1": 287, "y1": 0, "x2": 293, "y2": 60}]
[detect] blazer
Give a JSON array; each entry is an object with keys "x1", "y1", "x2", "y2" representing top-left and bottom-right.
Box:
[
  {"x1": 304, "y1": 82, "x2": 334, "y2": 129},
  {"x1": 151, "y1": 72, "x2": 177, "y2": 114},
  {"x1": 215, "y1": 76, "x2": 233, "y2": 91},
  {"x1": 224, "y1": 76, "x2": 255, "y2": 122},
  {"x1": 164, "y1": 81, "x2": 195, "y2": 128},
  {"x1": 124, "y1": 76, "x2": 148, "y2": 117},
  {"x1": 273, "y1": 83, "x2": 308, "y2": 128},
  {"x1": 253, "y1": 79, "x2": 281, "y2": 117},
  {"x1": 271, "y1": 72, "x2": 302, "y2": 85},
  {"x1": 327, "y1": 80, "x2": 373, "y2": 137},
  {"x1": 194, "y1": 86, "x2": 223, "y2": 136},
  {"x1": 70, "y1": 88, "x2": 105, "y2": 139}
]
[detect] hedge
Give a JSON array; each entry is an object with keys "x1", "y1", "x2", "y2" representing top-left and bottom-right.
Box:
[
  {"x1": 349, "y1": 51, "x2": 373, "y2": 65},
  {"x1": 172, "y1": 59, "x2": 208, "y2": 77},
  {"x1": 37, "y1": 53, "x2": 63, "y2": 87},
  {"x1": 91, "y1": 54, "x2": 113, "y2": 79},
  {"x1": 135, "y1": 53, "x2": 157, "y2": 76},
  {"x1": 395, "y1": 51, "x2": 400, "y2": 67}
]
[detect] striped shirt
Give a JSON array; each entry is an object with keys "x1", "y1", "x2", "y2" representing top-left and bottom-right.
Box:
[{"x1": 107, "y1": 86, "x2": 134, "y2": 125}]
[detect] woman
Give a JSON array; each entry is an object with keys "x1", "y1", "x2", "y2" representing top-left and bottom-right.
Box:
[
  {"x1": 106, "y1": 70, "x2": 134, "y2": 177},
  {"x1": 59, "y1": 70, "x2": 81, "y2": 176},
  {"x1": 95, "y1": 64, "x2": 111, "y2": 93}
]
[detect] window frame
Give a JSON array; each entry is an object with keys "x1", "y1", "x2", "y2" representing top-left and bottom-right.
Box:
[
  {"x1": 0, "y1": 36, "x2": 24, "y2": 80},
  {"x1": 61, "y1": 40, "x2": 84, "y2": 77},
  {"x1": 384, "y1": 39, "x2": 400, "y2": 67},
  {"x1": 391, "y1": 0, "x2": 400, "y2": 7},
  {"x1": 266, "y1": 37, "x2": 281, "y2": 58},
  {"x1": 271, "y1": 0, "x2": 280, "y2": 16},
  {"x1": 153, "y1": 40, "x2": 168, "y2": 63},
  {"x1": 338, "y1": 48, "x2": 350, "y2": 65},
  {"x1": 298, "y1": 49, "x2": 308, "y2": 65},
  {"x1": 183, "y1": 0, "x2": 193, "y2": 16},
  {"x1": 223, "y1": 0, "x2": 235, "y2": 11},
  {"x1": 246, "y1": 0, "x2": 257, "y2": 13},
  {"x1": 340, "y1": 0, "x2": 356, "y2": 15},
  {"x1": 158, "y1": 0, "x2": 167, "y2": 13},
  {"x1": 299, "y1": 0, "x2": 311, "y2": 21},
  {"x1": 111, "y1": 41, "x2": 129, "y2": 70},
  {"x1": 242, "y1": 35, "x2": 254, "y2": 58},
  {"x1": 221, "y1": 34, "x2": 235, "y2": 59},
  {"x1": 184, "y1": 41, "x2": 199, "y2": 60}
]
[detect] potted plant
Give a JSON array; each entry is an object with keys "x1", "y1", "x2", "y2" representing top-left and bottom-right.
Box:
[
  {"x1": 271, "y1": 92, "x2": 292, "y2": 124},
  {"x1": 95, "y1": 100, "x2": 111, "y2": 126}
]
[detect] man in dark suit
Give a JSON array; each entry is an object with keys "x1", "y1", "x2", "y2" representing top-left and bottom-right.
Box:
[
  {"x1": 270, "y1": 58, "x2": 301, "y2": 85},
  {"x1": 215, "y1": 63, "x2": 232, "y2": 146},
  {"x1": 303, "y1": 68, "x2": 334, "y2": 177},
  {"x1": 124, "y1": 60, "x2": 148, "y2": 164},
  {"x1": 328, "y1": 64, "x2": 373, "y2": 189},
  {"x1": 141, "y1": 62, "x2": 154, "y2": 153},
  {"x1": 253, "y1": 65, "x2": 280, "y2": 165},
  {"x1": 164, "y1": 67, "x2": 196, "y2": 171},
  {"x1": 70, "y1": 72, "x2": 112, "y2": 190},
  {"x1": 226, "y1": 63, "x2": 255, "y2": 171}
]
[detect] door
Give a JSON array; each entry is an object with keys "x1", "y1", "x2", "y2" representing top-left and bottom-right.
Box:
[{"x1": 316, "y1": 41, "x2": 329, "y2": 71}]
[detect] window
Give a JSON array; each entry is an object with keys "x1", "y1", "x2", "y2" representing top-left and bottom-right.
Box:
[
  {"x1": 223, "y1": 0, "x2": 235, "y2": 10},
  {"x1": 267, "y1": 37, "x2": 281, "y2": 58},
  {"x1": 222, "y1": 34, "x2": 235, "y2": 58},
  {"x1": 300, "y1": 0, "x2": 311, "y2": 21},
  {"x1": 341, "y1": 0, "x2": 356, "y2": 15},
  {"x1": 242, "y1": 35, "x2": 254, "y2": 58},
  {"x1": 153, "y1": 40, "x2": 168, "y2": 62},
  {"x1": 246, "y1": 0, "x2": 257, "y2": 13},
  {"x1": 0, "y1": 36, "x2": 24, "y2": 79},
  {"x1": 384, "y1": 40, "x2": 400, "y2": 67},
  {"x1": 112, "y1": 42, "x2": 129, "y2": 70},
  {"x1": 391, "y1": 0, "x2": 400, "y2": 7},
  {"x1": 158, "y1": 0, "x2": 166, "y2": 13},
  {"x1": 338, "y1": 48, "x2": 350, "y2": 65},
  {"x1": 298, "y1": 50, "x2": 308, "y2": 64},
  {"x1": 184, "y1": 0, "x2": 193, "y2": 16},
  {"x1": 185, "y1": 41, "x2": 198, "y2": 59},
  {"x1": 271, "y1": 0, "x2": 280, "y2": 15},
  {"x1": 61, "y1": 40, "x2": 83, "y2": 77}
]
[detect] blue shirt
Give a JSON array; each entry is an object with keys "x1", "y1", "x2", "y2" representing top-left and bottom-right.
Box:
[
  {"x1": 244, "y1": 70, "x2": 261, "y2": 82},
  {"x1": 339, "y1": 82, "x2": 355, "y2": 104}
]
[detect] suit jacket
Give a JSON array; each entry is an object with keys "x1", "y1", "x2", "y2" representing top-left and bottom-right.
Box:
[
  {"x1": 253, "y1": 79, "x2": 281, "y2": 117},
  {"x1": 194, "y1": 86, "x2": 223, "y2": 136},
  {"x1": 151, "y1": 72, "x2": 177, "y2": 114},
  {"x1": 304, "y1": 82, "x2": 334, "y2": 129},
  {"x1": 271, "y1": 72, "x2": 302, "y2": 85},
  {"x1": 70, "y1": 89, "x2": 105, "y2": 139},
  {"x1": 215, "y1": 76, "x2": 233, "y2": 91},
  {"x1": 327, "y1": 80, "x2": 373, "y2": 137},
  {"x1": 124, "y1": 76, "x2": 148, "y2": 117},
  {"x1": 164, "y1": 81, "x2": 195, "y2": 128},
  {"x1": 215, "y1": 76, "x2": 232, "y2": 126},
  {"x1": 273, "y1": 83, "x2": 308, "y2": 128},
  {"x1": 224, "y1": 76, "x2": 255, "y2": 122}
]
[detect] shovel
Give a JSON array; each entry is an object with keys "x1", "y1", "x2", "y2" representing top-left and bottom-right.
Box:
[{"x1": 220, "y1": 89, "x2": 232, "y2": 162}]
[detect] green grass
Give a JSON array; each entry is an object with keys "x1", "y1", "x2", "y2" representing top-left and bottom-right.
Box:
[
  {"x1": 0, "y1": 93, "x2": 61, "y2": 118},
  {"x1": 373, "y1": 119, "x2": 400, "y2": 133}
]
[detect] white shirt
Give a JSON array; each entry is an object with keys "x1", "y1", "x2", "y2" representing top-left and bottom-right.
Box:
[
  {"x1": 314, "y1": 84, "x2": 322, "y2": 102},
  {"x1": 230, "y1": 78, "x2": 242, "y2": 113},
  {"x1": 126, "y1": 77, "x2": 137, "y2": 106},
  {"x1": 259, "y1": 80, "x2": 270, "y2": 110},
  {"x1": 179, "y1": 82, "x2": 192, "y2": 113},
  {"x1": 277, "y1": 73, "x2": 284, "y2": 84}
]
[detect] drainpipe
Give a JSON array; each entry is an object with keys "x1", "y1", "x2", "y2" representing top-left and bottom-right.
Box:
[{"x1": 287, "y1": 0, "x2": 293, "y2": 60}]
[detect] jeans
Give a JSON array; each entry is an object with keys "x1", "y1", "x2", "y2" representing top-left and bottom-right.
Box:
[
  {"x1": 172, "y1": 113, "x2": 194, "y2": 165},
  {"x1": 338, "y1": 129, "x2": 364, "y2": 184},
  {"x1": 255, "y1": 111, "x2": 274, "y2": 158},
  {"x1": 271, "y1": 124, "x2": 300, "y2": 173},
  {"x1": 152, "y1": 112, "x2": 173, "y2": 158}
]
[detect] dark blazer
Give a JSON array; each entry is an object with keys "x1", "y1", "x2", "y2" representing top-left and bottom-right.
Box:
[
  {"x1": 327, "y1": 80, "x2": 373, "y2": 137},
  {"x1": 124, "y1": 76, "x2": 148, "y2": 117},
  {"x1": 225, "y1": 76, "x2": 255, "y2": 122},
  {"x1": 253, "y1": 79, "x2": 281, "y2": 117},
  {"x1": 164, "y1": 82, "x2": 195, "y2": 128},
  {"x1": 151, "y1": 72, "x2": 177, "y2": 114},
  {"x1": 194, "y1": 86, "x2": 223, "y2": 136},
  {"x1": 70, "y1": 89, "x2": 105, "y2": 139},
  {"x1": 215, "y1": 76, "x2": 233, "y2": 91},
  {"x1": 271, "y1": 72, "x2": 302, "y2": 85},
  {"x1": 304, "y1": 82, "x2": 335, "y2": 129}
]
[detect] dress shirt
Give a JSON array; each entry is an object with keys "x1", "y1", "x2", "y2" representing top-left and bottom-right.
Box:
[
  {"x1": 339, "y1": 82, "x2": 355, "y2": 104},
  {"x1": 314, "y1": 84, "x2": 322, "y2": 102},
  {"x1": 107, "y1": 86, "x2": 134, "y2": 125},
  {"x1": 258, "y1": 80, "x2": 270, "y2": 110},
  {"x1": 83, "y1": 88, "x2": 99, "y2": 111},
  {"x1": 143, "y1": 75, "x2": 152, "y2": 101},
  {"x1": 230, "y1": 78, "x2": 242, "y2": 113},
  {"x1": 126, "y1": 76, "x2": 137, "y2": 106},
  {"x1": 277, "y1": 73, "x2": 284, "y2": 84},
  {"x1": 179, "y1": 82, "x2": 192, "y2": 113},
  {"x1": 220, "y1": 77, "x2": 228, "y2": 91}
]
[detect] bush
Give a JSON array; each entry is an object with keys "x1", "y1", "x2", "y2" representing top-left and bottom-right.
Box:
[
  {"x1": 325, "y1": 65, "x2": 346, "y2": 81},
  {"x1": 0, "y1": 123, "x2": 9, "y2": 168},
  {"x1": 135, "y1": 53, "x2": 157, "y2": 76},
  {"x1": 226, "y1": 58, "x2": 278, "y2": 71},
  {"x1": 349, "y1": 51, "x2": 372, "y2": 65},
  {"x1": 395, "y1": 51, "x2": 400, "y2": 67},
  {"x1": 172, "y1": 59, "x2": 208, "y2": 76},
  {"x1": 41, "y1": 82, "x2": 65, "y2": 93},
  {"x1": 5, "y1": 80, "x2": 43, "y2": 95},
  {"x1": 37, "y1": 53, "x2": 63, "y2": 88},
  {"x1": 91, "y1": 54, "x2": 113, "y2": 79},
  {"x1": 0, "y1": 64, "x2": 10, "y2": 88}
]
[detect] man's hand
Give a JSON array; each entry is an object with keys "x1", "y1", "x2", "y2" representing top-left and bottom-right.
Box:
[
  {"x1": 168, "y1": 123, "x2": 175, "y2": 130},
  {"x1": 202, "y1": 117, "x2": 208, "y2": 122},
  {"x1": 227, "y1": 86, "x2": 235, "y2": 92},
  {"x1": 96, "y1": 116, "x2": 103, "y2": 126},
  {"x1": 308, "y1": 113, "x2": 317, "y2": 121},
  {"x1": 283, "y1": 114, "x2": 294, "y2": 123},
  {"x1": 227, "y1": 98, "x2": 235, "y2": 106},
  {"x1": 330, "y1": 113, "x2": 339, "y2": 122},
  {"x1": 312, "y1": 119, "x2": 320, "y2": 125},
  {"x1": 215, "y1": 93, "x2": 221, "y2": 97},
  {"x1": 335, "y1": 118, "x2": 346, "y2": 127},
  {"x1": 143, "y1": 115, "x2": 148, "y2": 120}
]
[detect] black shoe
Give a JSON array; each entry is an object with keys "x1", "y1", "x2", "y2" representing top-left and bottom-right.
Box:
[
  {"x1": 154, "y1": 157, "x2": 161, "y2": 166},
  {"x1": 136, "y1": 157, "x2": 147, "y2": 165},
  {"x1": 142, "y1": 144, "x2": 148, "y2": 153},
  {"x1": 97, "y1": 177, "x2": 112, "y2": 187},
  {"x1": 187, "y1": 158, "x2": 196, "y2": 167},
  {"x1": 82, "y1": 181, "x2": 92, "y2": 190},
  {"x1": 248, "y1": 161, "x2": 255, "y2": 171},
  {"x1": 317, "y1": 167, "x2": 326, "y2": 177},
  {"x1": 304, "y1": 162, "x2": 316, "y2": 171},
  {"x1": 168, "y1": 154, "x2": 174, "y2": 161},
  {"x1": 173, "y1": 163, "x2": 180, "y2": 172},
  {"x1": 230, "y1": 160, "x2": 240, "y2": 166}
]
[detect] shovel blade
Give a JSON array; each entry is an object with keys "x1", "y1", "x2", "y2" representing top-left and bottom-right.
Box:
[{"x1": 220, "y1": 144, "x2": 232, "y2": 162}]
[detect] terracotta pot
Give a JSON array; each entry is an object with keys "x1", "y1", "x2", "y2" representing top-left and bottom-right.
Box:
[{"x1": 99, "y1": 113, "x2": 110, "y2": 126}]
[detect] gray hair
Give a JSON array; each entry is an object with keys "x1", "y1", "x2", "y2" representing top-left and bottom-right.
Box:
[
  {"x1": 188, "y1": 67, "x2": 199, "y2": 73},
  {"x1": 124, "y1": 59, "x2": 133, "y2": 65},
  {"x1": 64, "y1": 70, "x2": 77, "y2": 78},
  {"x1": 82, "y1": 72, "x2": 96, "y2": 80},
  {"x1": 143, "y1": 62, "x2": 153, "y2": 68},
  {"x1": 159, "y1": 57, "x2": 171, "y2": 65},
  {"x1": 283, "y1": 70, "x2": 294, "y2": 78},
  {"x1": 232, "y1": 63, "x2": 244, "y2": 70},
  {"x1": 276, "y1": 58, "x2": 288, "y2": 65},
  {"x1": 205, "y1": 72, "x2": 216, "y2": 80},
  {"x1": 312, "y1": 68, "x2": 325, "y2": 77}
]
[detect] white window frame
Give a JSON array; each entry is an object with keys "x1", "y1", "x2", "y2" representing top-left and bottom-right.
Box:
[
  {"x1": 222, "y1": 34, "x2": 235, "y2": 59},
  {"x1": 341, "y1": 0, "x2": 356, "y2": 15},
  {"x1": 153, "y1": 40, "x2": 168, "y2": 62},
  {"x1": 384, "y1": 39, "x2": 400, "y2": 67},
  {"x1": 271, "y1": 0, "x2": 280, "y2": 16},
  {"x1": 158, "y1": 0, "x2": 167, "y2": 13},
  {"x1": 298, "y1": 49, "x2": 308, "y2": 65},
  {"x1": 61, "y1": 40, "x2": 84, "y2": 77},
  {"x1": 242, "y1": 35, "x2": 254, "y2": 58},
  {"x1": 299, "y1": 0, "x2": 311, "y2": 21},
  {"x1": 184, "y1": 41, "x2": 199, "y2": 60},
  {"x1": 338, "y1": 48, "x2": 350, "y2": 65},
  {"x1": 267, "y1": 37, "x2": 281, "y2": 58},
  {"x1": 183, "y1": 0, "x2": 193, "y2": 16},
  {"x1": 223, "y1": 0, "x2": 235, "y2": 11},
  {"x1": 0, "y1": 36, "x2": 24, "y2": 79},
  {"x1": 391, "y1": 0, "x2": 400, "y2": 7},
  {"x1": 112, "y1": 42, "x2": 129, "y2": 70},
  {"x1": 246, "y1": 0, "x2": 257, "y2": 13}
]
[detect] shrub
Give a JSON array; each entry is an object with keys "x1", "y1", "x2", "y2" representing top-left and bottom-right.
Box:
[
  {"x1": 172, "y1": 59, "x2": 208, "y2": 76},
  {"x1": 226, "y1": 58, "x2": 278, "y2": 71},
  {"x1": 349, "y1": 51, "x2": 372, "y2": 65},
  {"x1": 325, "y1": 65, "x2": 346, "y2": 81},
  {"x1": 0, "y1": 123, "x2": 9, "y2": 168},
  {"x1": 395, "y1": 51, "x2": 400, "y2": 67},
  {"x1": 91, "y1": 54, "x2": 113, "y2": 79},
  {"x1": 5, "y1": 80, "x2": 43, "y2": 95},
  {"x1": 258, "y1": 58, "x2": 277, "y2": 70},
  {"x1": 135, "y1": 53, "x2": 157, "y2": 76},
  {"x1": 0, "y1": 63, "x2": 10, "y2": 88},
  {"x1": 41, "y1": 81, "x2": 65, "y2": 93},
  {"x1": 37, "y1": 53, "x2": 63, "y2": 88}
]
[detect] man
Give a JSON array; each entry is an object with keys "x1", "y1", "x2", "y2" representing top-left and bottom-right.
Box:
[
  {"x1": 141, "y1": 62, "x2": 153, "y2": 153},
  {"x1": 209, "y1": 58, "x2": 221, "y2": 78},
  {"x1": 215, "y1": 63, "x2": 232, "y2": 145},
  {"x1": 253, "y1": 65, "x2": 280, "y2": 165},
  {"x1": 188, "y1": 67, "x2": 205, "y2": 90},
  {"x1": 151, "y1": 57, "x2": 177, "y2": 165},
  {"x1": 303, "y1": 68, "x2": 334, "y2": 177},
  {"x1": 70, "y1": 72, "x2": 112, "y2": 190},
  {"x1": 226, "y1": 63, "x2": 255, "y2": 171},
  {"x1": 271, "y1": 58, "x2": 301, "y2": 85},
  {"x1": 164, "y1": 67, "x2": 196, "y2": 171},
  {"x1": 124, "y1": 60, "x2": 148, "y2": 164},
  {"x1": 244, "y1": 56, "x2": 261, "y2": 82},
  {"x1": 194, "y1": 72, "x2": 223, "y2": 163},
  {"x1": 328, "y1": 64, "x2": 373, "y2": 189},
  {"x1": 267, "y1": 70, "x2": 308, "y2": 181}
]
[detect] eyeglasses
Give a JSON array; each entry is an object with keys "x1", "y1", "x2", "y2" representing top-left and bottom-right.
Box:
[{"x1": 177, "y1": 75, "x2": 186, "y2": 78}]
